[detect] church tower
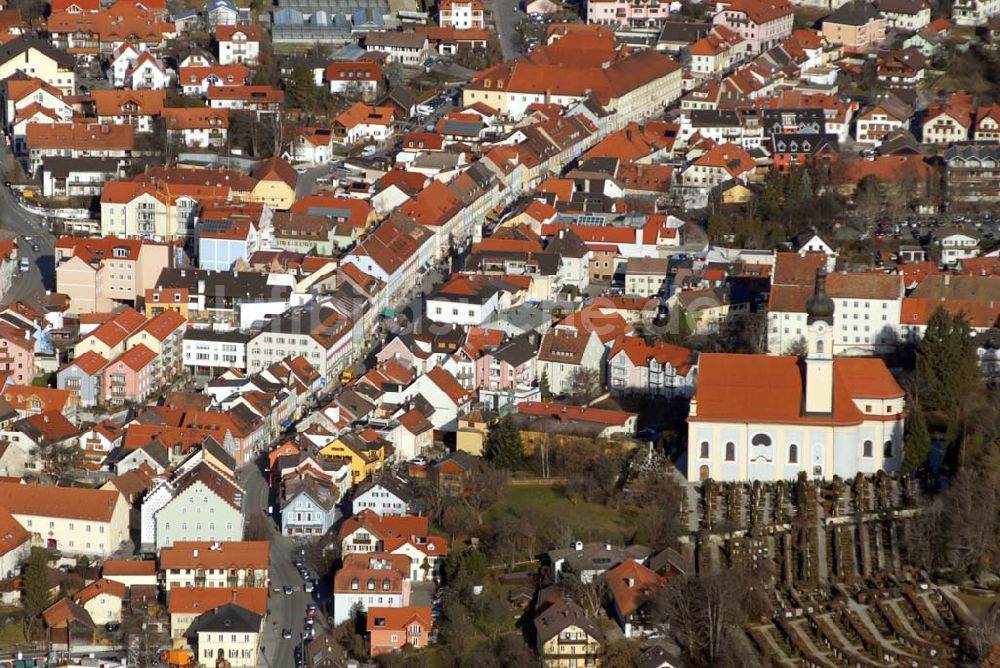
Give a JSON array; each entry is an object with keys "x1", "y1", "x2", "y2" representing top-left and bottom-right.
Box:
[{"x1": 804, "y1": 267, "x2": 835, "y2": 414}]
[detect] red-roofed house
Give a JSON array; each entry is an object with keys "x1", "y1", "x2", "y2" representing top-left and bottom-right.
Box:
[
  {"x1": 712, "y1": 0, "x2": 794, "y2": 53},
  {"x1": 606, "y1": 560, "x2": 667, "y2": 637},
  {"x1": 333, "y1": 102, "x2": 395, "y2": 145},
  {"x1": 690, "y1": 270, "x2": 905, "y2": 482},
  {"x1": 367, "y1": 607, "x2": 432, "y2": 656},
  {"x1": 922, "y1": 93, "x2": 974, "y2": 145},
  {"x1": 215, "y1": 24, "x2": 261, "y2": 65},
  {"x1": 677, "y1": 142, "x2": 756, "y2": 207},
  {"x1": 102, "y1": 344, "x2": 157, "y2": 405},
  {"x1": 607, "y1": 335, "x2": 696, "y2": 398},
  {"x1": 400, "y1": 366, "x2": 473, "y2": 431}
]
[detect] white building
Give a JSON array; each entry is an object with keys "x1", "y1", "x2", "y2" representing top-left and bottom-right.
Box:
[
  {"x1": 688, "y1": 269, "x2": 905, "y2": 482},
  {"x1": 0, "y1": 482, "x2": 129, "y2": 557},
  {"x1": 936, "y1": 230, "x2": 979, "y2": 265},
  {"x1": 767, "y1": 263, "x2": 903, "y2": 356},
  {"x1": 216, "y1": 25, "x2": 261, "y2": 65},
  {"x1": 183, "y1": 329, "x2": 251, "y2": 376}
]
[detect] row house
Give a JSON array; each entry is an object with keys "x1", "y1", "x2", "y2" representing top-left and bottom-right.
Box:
[
  {"x1": 341, "y1": 215, "x2": 435, "y2": 310},
  {"x1": 676, "y1": 141, "x2": 757, "y2": 208},
  {"x1": 46, "y1": 3, "x2": 177, "y2": 55},
  {"x1": 757, "y1": 91, "x2": 854, "y2": 143},
  {"x1": 160, "y1": 540, "x2": 267, "y2": 592},
  {"x1": 688, "y1": 26, "x2": 749, "y2": 79},
  {"x1": 163, "y1": 107, "x2": 229, "y2": 148},
  {"x1": 246, "y1": 303, "x2": 353, "y2": 384},
  {"x1": 102, "y1": 343, "x2": 158, "y2": 405},
  {"x1": 2, "y1": 76, "x2": 73, "y2": 154},
  {"x1": 207, "y1": 85, "x2": 283, "y2": 115},
  {"x1": 125, "y1": 309, "x2": 186, "y2": 386},
  {"x1": 25, "y1": 122, "x2": 135, "y2": 177},
  {"x1": 73, "y1": 307, "x2": 148, "y2": 360},
  {"x1": 0, "y1": 320, "x2": 35, "y2": 386},
  {"x1": 92, "y1": 89, "x2": 165, "y2": 133},
  {"x1": 943, "y1": 143, "x2": 1000, "y2": 204}
]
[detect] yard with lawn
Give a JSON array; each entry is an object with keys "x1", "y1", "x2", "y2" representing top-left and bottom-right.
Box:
[{"x1": 487, "y1": 483, "x2": 645, "y2": 551}]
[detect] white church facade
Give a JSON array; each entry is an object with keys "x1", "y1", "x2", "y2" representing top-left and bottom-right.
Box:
[{"x1": 686, "y1": 268, "x2": 906, "y2": 482}]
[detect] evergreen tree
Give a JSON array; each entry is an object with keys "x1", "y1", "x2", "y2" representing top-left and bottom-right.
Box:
[
  {"x1": 903, "y1": 405, "x2": 932, "y2": 472},
  {"x1": 916, "y1": 308, "x2": 978, "y2": 415},
  {"x1": 22, "y1": 549, "x2": 51, "y2": 632},
  {"x1": 538, "y1": 369, "x2": 551, "y2": 399},
  {"x1": 484, "y1": 415, "x2": 523, "y2": 470}
]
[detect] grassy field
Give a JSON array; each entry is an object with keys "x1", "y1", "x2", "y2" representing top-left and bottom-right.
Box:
[{"x1": 487, "y1": 484, "x2": 641, "y2": 547}]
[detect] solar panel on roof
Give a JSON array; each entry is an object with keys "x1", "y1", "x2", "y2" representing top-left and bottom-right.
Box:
[
  {"x1": 199, "y1": 219, "x2": 234, "y2": 234},
  {"x1": 575, "y1": 214, "x2": 605, "y2": 226}
]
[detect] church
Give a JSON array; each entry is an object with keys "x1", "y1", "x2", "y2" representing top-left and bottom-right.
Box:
[{"x1": 686, "y1": 268, "x2": 906, "y2": 482}]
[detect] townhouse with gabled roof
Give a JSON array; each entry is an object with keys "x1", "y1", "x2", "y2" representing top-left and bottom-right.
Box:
[
  {"x1": 142, "y1": 459, "x2": 245, "y2": 551},
  {"x1": 246, "y1": 303, "x2": 353, "y2": 384},
  {"x1": 25, "y1": 122, "x2": 136, "y2": 177},
  {"x1": 73, "y1": 307, "x2": 147, "y2": 360},
  {"x1": 712, "y1": 0, "x2": 794, "y2": 53},
  {"x1": 325, "y1": 60, "x2": 382, "y2": 99}
]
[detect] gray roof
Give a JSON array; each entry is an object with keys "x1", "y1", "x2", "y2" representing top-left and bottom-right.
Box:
[
  {"x1": 187, "y1": 603, "x2": 262, "y2": 637},
  {"x1": 0, "y1": 38, "x2": 74, "y2": 69},
  {"x1": 657, "y1": 20, "x2": 711, "y2": 45},
  {"x1": 826, "y1": 0, "x2": 881, "y2": 25},
  {"x1": 365, "y1": 30, "x2": 427, "y2": 50},
  {"x1": 492, "y1": 331, "x2": 540, "y2": 367},
  {"x1": 42, "y1": 157, "x2": 122, "y2": 178},
  {"x1": 547, "y1": 542, "x2": 653, "y2": 575},
  {"x1": 157, "y1": 268, "x2": 290, "y2": 305},
  {"x1": 183, "y1": 329, "x2": 254, "y2": 343},
  {"x1": 534, "y1": 598, "x2": 604, "y2": 645}
]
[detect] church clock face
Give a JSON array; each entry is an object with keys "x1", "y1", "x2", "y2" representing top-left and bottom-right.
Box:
[{"x1": 815, "y1": 323, "x2": 825, "y2": 333}]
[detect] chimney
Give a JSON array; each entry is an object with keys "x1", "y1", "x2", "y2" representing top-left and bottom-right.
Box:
[
  {"x1": 605, "y1": 544, "x2": 611, "y2": 550},
  {"x1": 574, "y1": 540, "x2": 583, "y2": 551}
]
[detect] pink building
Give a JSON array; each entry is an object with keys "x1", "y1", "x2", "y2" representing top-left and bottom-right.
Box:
[
  {"x1": 473, "y1": 332, "x2": 538, "y2": 391},
  {"x1": 587, "y1": 0, "x2": 671, "y2": 27},
  {"x1": 713, "y1": 0, "x2": 795, "y2": 54},
  {"x1": 102, "y1": 344, "x2": 157, "y2": 406},
  {"x1": 0, "y1": 321, "x2": 35, "y2": 386}
]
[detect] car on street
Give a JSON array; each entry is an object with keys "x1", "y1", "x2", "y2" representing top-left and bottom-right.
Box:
[
  {"x1": 304, "y1": 616, "x2": 314, "y2": 627},
  {"x1": 283, "y1": 586, "x2": 294, "y2": 595},
  {"x1": 282, "y1": 629, "x2": 293, "y2": 639},
  {"x1": 273, "y1": 586, "x2": 282, "y2": 592},
  {"x1": 304, "y1": 581, "x2": 314, "y2": 593}
]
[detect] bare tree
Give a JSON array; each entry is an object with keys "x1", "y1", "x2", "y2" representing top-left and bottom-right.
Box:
[{"x1": 567, "y1": 367, "x2": 601, "y2": 405}]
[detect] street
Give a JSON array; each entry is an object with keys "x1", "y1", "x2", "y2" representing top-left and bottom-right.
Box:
[
  {"x1": 0, "y1": 175, "x2": 55, "y2": 308},
  {"x1": 490, "y1": 0, "x2": 525, "y2": 60},
  {"x1": 240, "y1": 462, "x2": 309, "y2": 668}
]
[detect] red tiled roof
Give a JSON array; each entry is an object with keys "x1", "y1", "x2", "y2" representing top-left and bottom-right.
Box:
[
  {"x1": 609, "y1": 335, "x2": 694, "y2": 375},
  {"x1": 518, "y1": 401, "x2": 636, "y2": 426},
  {"x1": 691, "y1": 353, "x2": 903, "y2": 426}
]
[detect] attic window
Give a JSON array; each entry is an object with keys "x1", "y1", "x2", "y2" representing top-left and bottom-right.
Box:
[{"x1": 153, "y1": 293, "x2": 160, "y2": 302}]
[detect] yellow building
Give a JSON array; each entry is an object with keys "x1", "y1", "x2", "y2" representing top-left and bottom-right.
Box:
[
  {"x1": 0, "y1": 39, "x2": 76, "y2": 96},
  {"x1": 534, "y1": 597, "x2": 604, "y2": 668},
  {"x1": 456, "y1": 410, "x2": 489, "y2": 456},
  {"x1": 249, "y1": 157, "x2": 297, "y2": 210},
  {"x1": 143, "y1": 287, "x2": 190, "y2": 319},
  {"x1": 319, "y1": 431, "x2": 387, "y2": 484}
]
